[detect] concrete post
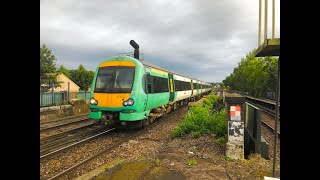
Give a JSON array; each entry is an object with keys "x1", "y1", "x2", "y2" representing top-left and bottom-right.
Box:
[{"x1": 225, "y1": 93, "x2": 245, "y2": 160}]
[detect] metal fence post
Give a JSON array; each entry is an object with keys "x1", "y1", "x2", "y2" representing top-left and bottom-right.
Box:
[
  {"x1": 68, "y1": 82, "x2": 70, "y2": 103},
  {"x1": 62, "y1": 91, "x2": 65, "y2": 102},
  {"x1": 273, "y1": 57, "x2": 280, "y2": 177},
  {"x1": 51, "y1": 82, "x2": 55, "y2": 106},
  {"x1": 40, "y1": 88, "x2": 43, "y2": 107},
  {"x1": 254, "y1": 109, "x2": 261, "y2": 153}
]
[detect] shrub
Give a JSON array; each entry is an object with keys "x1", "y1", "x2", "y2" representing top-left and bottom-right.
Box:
[{"x1": 172, "y1": 94, "x2": 227, "y2": 138}]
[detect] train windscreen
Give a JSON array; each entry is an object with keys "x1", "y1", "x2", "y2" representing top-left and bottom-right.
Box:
[{"x1": 94, "y1": 66, "x2": 135, "y2": 93}]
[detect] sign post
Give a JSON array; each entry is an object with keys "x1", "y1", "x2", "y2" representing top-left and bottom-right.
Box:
[{"x1": 225, "y1": 93, "x2": 246, "y2": 160}]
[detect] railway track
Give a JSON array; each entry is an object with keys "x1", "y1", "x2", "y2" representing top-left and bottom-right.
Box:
[
  {"x1": 40, "y1": 113, "x2": 89, "y2": 126},
  {"x1": 46, "y1": 109, "x2": 182, "y2": 179},
  {"x1": 40, "y1": 105, "x2": 188, "y2": 180},
  {"x1": 244, "y1": 95, "x2": 280, "y2": 138},
  {"x1": 40, "y1": 123, "x2": 95, "y2": 144},
  {"x1": 245, "y1": 95, "x2": 280, "y2": 120},
  {"x1": 40, "y1": 117, "x2": 91, "y2": 132},
  {"x1": 261, "y1": 120, "x2": 280, "y2": 138},
  {"x1": 47, "y1": 128, "x2": 142, "y2": 180},
  {"x1": 40, "y1": 125, "x2": 113, "y2": 160}
]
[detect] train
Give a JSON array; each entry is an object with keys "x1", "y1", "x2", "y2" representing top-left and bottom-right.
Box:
[{"x1": 89, "y1": 55, "x2": 213, "y2": 129}]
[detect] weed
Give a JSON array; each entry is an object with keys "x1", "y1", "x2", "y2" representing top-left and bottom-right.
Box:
[
  {"x1": 155, "y1": 158, "x2": 161, "y2": 166},
  {"x1": 222, "y1": 156, "x2": 233, "y2": 161},
  {"x1": 187, "y1": 159, "x2": 198, "y2": 166},
  {"x1": 215, "y1": 136, "x2": 226, "y2": 146},
  {"x1": 192, "y1": 131, "x2": 201, "y2": 138}
]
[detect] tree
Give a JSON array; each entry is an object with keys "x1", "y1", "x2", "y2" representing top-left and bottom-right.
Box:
[
  {"x1": 70, "y1": 64, "x2": 95, "y2": 91},
  {"x1": 40, "y1": 44, "x2": 57, "y2": 85},
  {"x1": 222, "y1": 49, "x2": 278, "y2": 98},
  {"x1": 57, "y1": 65, "x2": 71, "y2": 79}
]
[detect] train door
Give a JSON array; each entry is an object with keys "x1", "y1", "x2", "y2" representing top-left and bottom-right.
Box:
[
  {"x1": 190, "y1": 80, "x2": 193, "y2": 96},
  {"x1": 168, "y1": 73, "x2": 175, "y2": 102},
  {"x1": 145, "y1": 72, "x2": 154, "y2": 110},
  {"x1": 196, "y1": 82, "x2": 199, "y2": 95}
]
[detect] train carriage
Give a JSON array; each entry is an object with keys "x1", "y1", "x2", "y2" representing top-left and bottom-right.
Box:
[
  {"x1": 172, "y1": 74, "x2": 192, "y2": 102},
  {"x1": 89, "y1": 55, "x2": 212, "y2": 129}
]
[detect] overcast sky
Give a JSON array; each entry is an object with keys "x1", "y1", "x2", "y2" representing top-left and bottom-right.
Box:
[{"x1": 40, "y1": 0, "x2": 280, "y2": 82}]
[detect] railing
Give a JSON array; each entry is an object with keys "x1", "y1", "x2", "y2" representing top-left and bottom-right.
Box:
[
  {"x1": 244, "y1": 102, "x2": 269, "y2": 159},
  {"x1": 40, "y1": 91, "x2": 90, "y2": 107},
  {"x1": 40, "y1": 82, "x2": 91, "y2": 107}
]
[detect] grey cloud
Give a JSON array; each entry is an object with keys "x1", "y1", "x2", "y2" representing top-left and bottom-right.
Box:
[{"x1": 41, "y1": 0, "x2": 280, "y2": 82}]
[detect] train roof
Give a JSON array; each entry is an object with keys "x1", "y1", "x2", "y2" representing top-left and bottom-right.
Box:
[
  {"x1": 140, "y1": 59, "x2": 207, "y2": 83},
  {"x1": 114, "y1": 55, "x2": 212, "y2": 85}
]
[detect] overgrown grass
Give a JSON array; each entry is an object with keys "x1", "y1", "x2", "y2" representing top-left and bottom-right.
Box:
[
  {"x1": 221, "y1": 156, "x2": 234, "y2": 161},
  {"x1": 171, "y1": 94, "x2": 227, "y2": 138},
  {"x1": 155, "y1": 158, "x2": 161, "y2": 166},
  {"x1": 215, "y1": 136, "x2": 226, "y2": 146}
]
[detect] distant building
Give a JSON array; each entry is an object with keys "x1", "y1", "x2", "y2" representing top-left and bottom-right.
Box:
[{"x1": 54, "y1": 73, "x2": 80, "y2": 92}]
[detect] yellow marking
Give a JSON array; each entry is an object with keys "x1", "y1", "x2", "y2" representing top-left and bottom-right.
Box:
[
  {"x1": 170, "y1": 79, "x2": 174, "y2": 92},
  {"x1": 94, "y1": 93, "x2": 131, "y2": 108},
  {"x1": 99, "y1": 61, "x2": 135, "y2": 67},
  {"x1": 151, "y1": 68, "x2": 168, "y2": 75}
]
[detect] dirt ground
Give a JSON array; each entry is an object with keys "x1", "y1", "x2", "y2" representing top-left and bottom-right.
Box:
[{"x1": 73, "y1": 106, "x2": 277, "y2": 180}]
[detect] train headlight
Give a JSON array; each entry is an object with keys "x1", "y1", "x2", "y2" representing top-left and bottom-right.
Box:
[
  {"x1": 127, "y1": 98, "x2": 134, "y2": 106},
  {"x1": 90, "y1": 98, "x2": 98, "y2": 105},
  {"x1": 123, "y1": 98, "x2": 134, "y2": 106}
]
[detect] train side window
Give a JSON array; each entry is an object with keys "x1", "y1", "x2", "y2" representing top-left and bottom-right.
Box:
[{"x1": 153, "y1": 76, "x2": 169, "y2": 93}]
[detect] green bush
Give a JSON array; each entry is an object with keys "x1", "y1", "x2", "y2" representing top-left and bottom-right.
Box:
[
  {"x1": 210, "y1": 109, "x2": 227, "y2": 137},
  {"x1": 172, "y1": 94, "x2": 227, "y2": 138}
]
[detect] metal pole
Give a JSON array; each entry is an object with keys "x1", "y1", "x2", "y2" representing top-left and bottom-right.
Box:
[
  {"x1": 258, "y1": 0, "x2": 262, "y2": 47},
  {"x1": 51, "y1": 82, "x2": 55, "y2": 106},
  {"x1": 273, "y1": 56, "x2": 280, "y2": 177},
  {"x1": 264, "y1": 0, "x2": 268, "y2": 41},
  {"x1": 41, "y1": 88, "x2": 43, "y2": 107},
  {"x1": 272, "y1": 0, "x2": 275, "y2": 39},
  {"x1": 68, "y1": 82, "x2": 70, "y2": 103}
]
